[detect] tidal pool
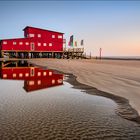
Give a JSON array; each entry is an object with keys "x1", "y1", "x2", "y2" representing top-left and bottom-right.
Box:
[{"x1": 0, "y1": 61, "x2": 140, "y2": 139}]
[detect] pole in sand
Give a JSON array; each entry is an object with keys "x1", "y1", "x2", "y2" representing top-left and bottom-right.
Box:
[{"x1": 99, "y1": 48, "x2": 102, "y2": 59}]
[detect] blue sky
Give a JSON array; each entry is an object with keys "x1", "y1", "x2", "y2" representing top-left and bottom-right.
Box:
[{"x1": 0, "y1": 1, "x2": 140, "y2": 56}]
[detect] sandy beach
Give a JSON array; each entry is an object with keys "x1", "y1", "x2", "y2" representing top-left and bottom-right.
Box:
[{"x1": 29, "y1": 59, "x2": 140, "y2": 116}]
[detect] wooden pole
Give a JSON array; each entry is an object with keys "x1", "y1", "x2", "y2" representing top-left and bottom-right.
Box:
[
  {"x1": 90, "y1": 52, "x2": 91, "y2": 59},
  {"x1": 1, "y1": 51, "x2": 4, "y2": 58},
  {"x1": 1, "y1": 61, "x2": 4, "y2": 68},
  {"x1": 52, "y1": 52, "x2": 54, "y2": 58},
  {"x1": 100, "y1": 48, "x2": 102, "y2": 59},
  {"x1": 16, "y1": 52, "x2": 18, "y2": 58}
]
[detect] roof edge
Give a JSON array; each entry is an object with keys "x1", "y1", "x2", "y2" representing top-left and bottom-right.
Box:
[
  {"x1": 23, "y1": 26, "x2": 64, "y2": 34},
  {"x1": 0, "y1": 37, "x2": 31, "y2": 41}
]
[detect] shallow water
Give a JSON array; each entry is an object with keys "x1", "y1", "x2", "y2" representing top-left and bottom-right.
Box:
[{"x1": 0, "y1": 61, "x2": 140, "y2": 139}]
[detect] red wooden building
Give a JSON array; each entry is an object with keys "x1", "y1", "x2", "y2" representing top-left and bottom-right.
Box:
[
  {"x1": 0, "y1": 26, "x2": 64, "y2": 58},
  {"x1": 0, "y1": 61, "x2": 63, "y2": 92}
]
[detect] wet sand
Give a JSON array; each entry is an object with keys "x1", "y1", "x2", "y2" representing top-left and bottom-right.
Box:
[
  {"x1": 1, "y1": 77, "x2": 140, "y2": 139},
  {"x1": 29, "y1": 59, "x2": 140, "y2": 117}
]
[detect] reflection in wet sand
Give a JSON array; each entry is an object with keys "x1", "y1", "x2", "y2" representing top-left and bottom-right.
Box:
[
  {"x1": 0, "y1": 61, "x2": 63, "y2": 92},
  {"x1": 0, "y1": 61, "x2": 140, "y2": 139}
]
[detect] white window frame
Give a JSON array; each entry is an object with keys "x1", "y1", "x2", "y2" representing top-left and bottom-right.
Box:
[
  {"x1": 52, "y1": 79, "x2": 55, "y2": 84},
  {"x1": 43, "y1": 72, "x2": 47, "y2": 76},
  {"x1": 3, "y1": 41, "x2": 7, "y2": 45},
  {"x1": 25, "y1": 73, "x2": 29, "y2": 77},
  {"x1": 38, "y1": 34, "x2": 41, "y2": 38},
  {"x1": 57, "y1": 79, "x2": 63, "y2": 84},
  {"x1": 13, "y1": 42, "x2": 16, "y2": 45},
  {"x1": 29, "y1": 34, "x2": 35, "y2": 37},
  {"x1": 19, "y1": 42, "x2": 23, "y2": 45},
  {"x1": 13, "y1": 73, "x2": 16, "y2": 78},
  {"x1": 38, "y1": 43, "x2": 41, "y2": 46},
  {"x1": 3, "y1": 74, "x2": 7, "y2": 78},
  {"x1": 49, "y1": 71, "x2": 52, "y2": 76},
  {"x1": 29, "y1": 81, "x2": 34, "y2": 86},
  {"x1": 37, "y1": 72, "x2": 41, "y2": 76},
  {"x1": 19, "y1": 73, "x2": 23, "y2": 77},
  {"x1": 58, "y1": 35, "x2": 62, "y2": 39},
  {"x1": 43, "y1": 43, "x2": 47, "y2": 46},
  {"x1": 37, "y1": 80, "x2": 41, "y2": 85},
  {"x1": 52, "y1": 35, "x2": 55, "y2": 38},
  {"x1": 25, "y1": 42, "x2": 29, "y2": 45},
  {"x1": 49, "y1": 43, "x2": 52, "y2": 46}
]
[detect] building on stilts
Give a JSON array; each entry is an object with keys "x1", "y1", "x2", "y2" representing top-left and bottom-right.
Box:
[{"x1": 0, "y1": 26, "x2": 84, "y2": 59}]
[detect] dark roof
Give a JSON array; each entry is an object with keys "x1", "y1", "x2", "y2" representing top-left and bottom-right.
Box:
[
  {"x1": 0, "y1": 37, "x2": 31, "y2": 41},
  {"x1": 23, "y1": 26, "x2": 64, "y2": 34}
]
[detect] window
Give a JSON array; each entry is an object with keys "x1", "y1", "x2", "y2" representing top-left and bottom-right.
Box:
[
  {"x1": 58, "y1": 35, "x2": 62, "y2": 39},
  {"x1": 13, "y1": 73, "x2": 16, "y2": 78},
  {"x1": 29, "y1": 34, "x2": 35, "y2": 37},
  {"x1": 19, "y1": 73, "x2": 23, "y2": 77},
  {"x1": 43, "y1": 72, "x2": 47, "y2": 76},
  {"x1": 43, "y1": 43, "x2": 47, "y2": 46},
  {"x1": 3, "y1": 41, "x2": 7, "y2": 45},
  {"x1": 3, "y1": 74, "x2": 7, "y2": 78},
  {"x1": 52, "y1": 35, "x2": 55, "y2": 38},
  {"x1": 29, "y1": 81, "x2": 34, "y2": 86},
  {"x1": 49, "y1": 71, "x2": 52, "y2": 76},
  {"x1": 37, "y1": 80, "x2": 41, "y2": 85},
  {"x1": 37, "y1": 72, "x2": 41, "y2": 76},
  {"x1": 38, "y1": 34, "x2": 41, "y2": 38},
  {"x1": 49, "y1": 43, "x2": 52, "y2": 46},
  {"x1": 19, "y1": 42, "x2": 23, "y2": 45},
  {"x1": 25, "y1": 42, "x2": 29, "y2": 45},
  {"x1": 52, "y1": 79, "x2": 55, "y2": 84},
  {"x1": 30, "y1": 68, "x2": 34, "y2": 76},
  {"x1": 25, "y1": 73, "x2": 29, "y2": 77},
  {"x1": 57, "y1": 79, "x2": 63, "y2": 84},
  {"x1": 13, "y1": 42, "x2": 16, "y2": 45},
  {"x1": 38, "y1": 43, "x2": 41, "y2": 46},
  {"x1": 30, "y1": 43, "x2": 35, "y2": 51}
]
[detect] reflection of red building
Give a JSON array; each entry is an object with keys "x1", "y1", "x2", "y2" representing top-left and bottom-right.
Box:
[
  {"x1": 24, "y1": 75, "x2": 63, "y2": 92},
  {"x1": 0, "y1": 64, "x2": 63, "y2": 92}
]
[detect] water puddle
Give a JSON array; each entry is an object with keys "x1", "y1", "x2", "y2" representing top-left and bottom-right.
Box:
[{"x1": 0, "y1": 60, "x2": 140, "y2": 139}]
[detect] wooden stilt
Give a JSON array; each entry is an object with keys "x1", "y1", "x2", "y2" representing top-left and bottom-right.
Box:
[
  {"x1": 52, "y1": 52, "x2": 53, "y2": 58},
  {"x1": 16, "y1": 52, "x2": 18, "y2": 58},
  {"x1": 1, "y1": 51, "x2": 4, "y2": 58},
  {"x1": 15, "y1": 61, "x2": 18, "y2": 67},
  {"x1": 1, "y1": 61, "x2": 4, "y2": 68}
]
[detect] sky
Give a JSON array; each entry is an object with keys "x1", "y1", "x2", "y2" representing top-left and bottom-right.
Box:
[{"x1": 0, "y1": 1, "x2": 140, "y2": 56}]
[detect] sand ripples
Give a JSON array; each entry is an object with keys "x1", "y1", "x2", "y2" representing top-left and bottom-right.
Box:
[{"x1": 0, "y1": 81, "x2": 140, "y2": 139}]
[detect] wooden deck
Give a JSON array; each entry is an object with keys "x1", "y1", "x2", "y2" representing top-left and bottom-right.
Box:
[{"x1": 0, "y1": 48, "x2": 85, "y2": 59}]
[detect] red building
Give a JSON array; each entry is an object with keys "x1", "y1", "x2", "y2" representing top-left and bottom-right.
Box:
[
  {"x1": 0, "y1": 61, "x2": 63, "y2": 92},
  {"x1": 0, "y1": 26, "x2": 64, "y2": 58}
]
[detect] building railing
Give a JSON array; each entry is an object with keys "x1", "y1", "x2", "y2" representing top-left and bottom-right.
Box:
[{"x1": 63, "y1": 47, "x2": 84, "y2": 53}]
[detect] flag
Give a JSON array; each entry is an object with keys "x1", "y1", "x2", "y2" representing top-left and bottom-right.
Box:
[
  {"x1": 81, "y1": 40, "x2": 84, "y2": 46},
  {"x1": 75, "y1": 41, "x2": 77, "y2": 47},
  {"x1": 69, "y1": 35, "x2": 74, "y2": 47},
  {"x1": 68, "y1": 41, "x2": 70, "y2": 46}
]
